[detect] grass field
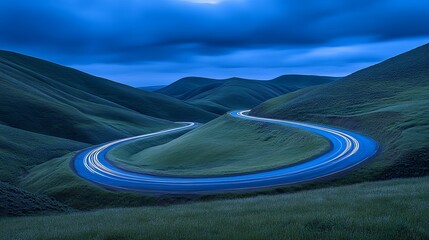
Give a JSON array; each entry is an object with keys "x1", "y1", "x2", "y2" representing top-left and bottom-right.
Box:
[
  {"x1": 251, "y1": 43, "x2": 429, "y2": 182},
  {"x1": 107, "y1": 114, "x2": 330, "y2": 176},
  {"x1": 2, "y1": 177, "x2": 428, "y2": 239}
]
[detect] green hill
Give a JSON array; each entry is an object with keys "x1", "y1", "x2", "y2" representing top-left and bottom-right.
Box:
[
  {"x1": 0, "y1": 50, "x2": 216, "y2": 183},
  {"x1": 157, "y1": 75, "x2": 337, "y2": 114},
  {"x1": 0, "y1": 51, "x2": 216, "y2": 125},
  {"x1": 107, "y1": 114, "x2": 330, "y2": 176},
  {"x1": 252, "y1": 43, "x2": 429, "y2": 181}
]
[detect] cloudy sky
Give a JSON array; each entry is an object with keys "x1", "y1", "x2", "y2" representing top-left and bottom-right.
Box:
[{"x1": 1, "y1": 0, "x2": 428, "y2": 86}]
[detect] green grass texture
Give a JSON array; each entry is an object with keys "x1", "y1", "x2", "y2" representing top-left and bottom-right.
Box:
[{"x1": 2, "y1": 177, "x2": 428, "y2": 239}]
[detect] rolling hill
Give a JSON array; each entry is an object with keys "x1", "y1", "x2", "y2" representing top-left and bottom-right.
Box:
[
  {"x1": 0, "y1": 50, "x2": 216, "y2": 185},
  {"x1": 157, "y1": 75, "x2": 337, "y2": 114},
  {"x1": 0, "y1": 51, "x2": 216, "y2": 124},
  {"x1": 251, "y1": 43, "x2": 429, "y2": 181},
  {"x1": 107, "y1": 114, "x2": 330, "y2": 176}
]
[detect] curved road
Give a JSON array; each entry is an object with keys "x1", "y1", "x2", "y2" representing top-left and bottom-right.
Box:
[{"x1": 73, "y1": 110, "x2": 378, "y2": 194}]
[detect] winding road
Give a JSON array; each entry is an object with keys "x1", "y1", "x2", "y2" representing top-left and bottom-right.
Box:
[{"x1": 73, "y1": 110, "x2": 378, "y2": 194}]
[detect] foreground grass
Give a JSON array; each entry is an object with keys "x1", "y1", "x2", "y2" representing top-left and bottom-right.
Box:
[
  {"x1": 3, "y1": 177, "x2": 428, "y2": 240},
  {"x1": 108, "y1": 115, "x2": 330, "y2": 176},
  {"x1": 0, "y1": 182, "x2": 71, "y2": 216}
]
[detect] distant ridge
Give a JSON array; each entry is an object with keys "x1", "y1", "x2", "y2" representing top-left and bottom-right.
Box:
[
  {"x1": 157, "y1": 75, "x2": 337, "y2": 114},
  {"x1": 138, "y1": 85, "x2": 166, "y2": 91}
]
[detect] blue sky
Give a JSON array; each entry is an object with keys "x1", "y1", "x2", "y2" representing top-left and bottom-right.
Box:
[{"x1": 1, "y1": 0, "x2": 428, "y2": 86}]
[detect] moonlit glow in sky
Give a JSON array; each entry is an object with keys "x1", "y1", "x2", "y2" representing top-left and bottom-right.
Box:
[
  {"x1": 0, "y1": 0, "x2": 428, "y2": 86},
  {"x1": 181, "y1": 0, "x2": 224, "y2": 4}
]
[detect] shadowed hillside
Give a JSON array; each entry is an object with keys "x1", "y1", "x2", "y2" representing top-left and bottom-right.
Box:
[
  {"x1": 252, "y1": 43, "x2": 429, "y2": 181},
  {"x1": 0, "y1": 51, "x2": 216, "y2": 124},
  {"x1": 157, "y1": 75, "x2": 337, "y2": 114},
  {"x1": 0, "y1": 182, "x2": 72, "y2": 216}
]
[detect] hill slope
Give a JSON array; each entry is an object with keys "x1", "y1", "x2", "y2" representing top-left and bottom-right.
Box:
[
  {"x1": 157, "y1": 75, "x2": 337, "y2": 114},
  {"x1": 0, "y1": 50, "x2": 215, "y2": 183},
  {"x1": 0, "y1": 124, "x2": 87, "y2": 183},
  {"x1": 0, "y1": 51, "x2": 216, "y2": 124},
  {"x1": 252, "y1": 43, "x2": 429, "y2": 180}
]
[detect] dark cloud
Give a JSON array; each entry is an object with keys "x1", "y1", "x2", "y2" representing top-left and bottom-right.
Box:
[{"x1": 0, "y1": 0, "x2": 428, "y2": 85}]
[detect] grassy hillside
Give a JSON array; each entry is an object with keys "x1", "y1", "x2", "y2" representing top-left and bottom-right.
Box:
[
  {"x1": 0, "y1": 181, "x2": 71, "y2": 216},
  {"x1": 108, "y1": 114, "x2": 330, "y2": 176},
  {"x1": 157, "y1": 75, "x2": 337, "y2": 114},
  {"x1": 0, "y1": 51, "x2": 216, "y2": 129},
  {"x1": 252, "y1": 43, "x2": 429, "y2": 181},
  {"x1": 0, "y1": 50, "x2": 217, "y2": 183},
  {"x1": 3, "y1": 177, "x2": 428, "y2": 239}
]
